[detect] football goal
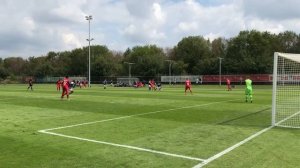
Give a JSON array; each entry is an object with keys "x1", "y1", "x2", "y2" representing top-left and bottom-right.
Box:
[{"x1": 272, "y1": 52, "x2": 300, "y2": 128}]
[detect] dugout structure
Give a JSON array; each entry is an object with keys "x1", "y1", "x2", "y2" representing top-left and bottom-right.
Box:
[
  {"x1": 117, "y1": 77, "x2": 139, "y2": 86},
  {"x1": 35, "y1": 76, "x2": 87, "y2": 83},
  {"x1": 272, "y1": 52, "x2": 300, "y2": 128},
  {"x1": 161, "y1": 75, "x2": 202, "y2": 84}
]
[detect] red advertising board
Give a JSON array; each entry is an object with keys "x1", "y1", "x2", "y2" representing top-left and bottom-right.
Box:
[{"x1": 202, "y1": 74, "x2": 272, "y2": 83}]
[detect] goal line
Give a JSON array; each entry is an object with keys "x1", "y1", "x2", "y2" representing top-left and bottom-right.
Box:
[{"x1": 192, "y1": 125, "x2": 273, "y2": 168}]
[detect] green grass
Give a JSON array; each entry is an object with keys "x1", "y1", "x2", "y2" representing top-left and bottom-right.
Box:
[{"x1": 0, "y1": 84, "x2": 299, "y2": 168}]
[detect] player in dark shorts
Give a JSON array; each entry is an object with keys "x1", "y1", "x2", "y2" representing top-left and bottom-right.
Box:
[{"x1": 27, "y1": 79, "x2": 33, "y2": 91}]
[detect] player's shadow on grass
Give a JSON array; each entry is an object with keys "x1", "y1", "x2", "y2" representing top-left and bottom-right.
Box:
[{"x1": 217, "y1": 107, "x2": 271, "y2": 127}]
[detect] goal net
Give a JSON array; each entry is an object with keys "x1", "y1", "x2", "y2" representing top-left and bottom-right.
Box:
[{"x1": 272, "y1": 52, "x2": 300, "y2": 128}]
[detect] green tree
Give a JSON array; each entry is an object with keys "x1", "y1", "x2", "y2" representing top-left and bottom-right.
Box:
[
  {"x1": 34, "y1": 62, "x2": 55, "y2": 77},
  {"x1": 68, "y1": 48, "x2": 87, "y2": 76},
  {"x1": 3, "y1": 29, "x2": 300, "y2": 78},
  {"x1": 123, "y1": 45, "x2": 166, "y2": 78},
  {"x1": 277, "y1": 31, "x2": 299, "y2": 53},
  {"x1": 89, "y1": 45, "x2": 122, "y2": 79},
  {"x1": 0, "y1": 58, "x2": 9, "y2": 79},
  {"x1": 226, "y1": 31, "x2": 252, "y2": 73},
  {"x1": 247, "y1": 31, "x2": 274, "y2": 73},
  {"x1": 173, "y1": 36, "x2": 211, "y2": 74},
  {"x1": 225, "y1": 30, "x2": 277, "y2": 74},
  {"x1": 171, "y1": 60, "x2": 188, "y2": 75},
  {"x1": 3, "y1": 57, "x2": 26, "y2": 76},
  {"x1": 23, "y1": 57, "x2": 35, "y2": 76},
  {"x1": 55, "y1": 51, "x2": 72, "y2": 76},
  {"x1": 92, "y1": 51, "x2": 122, "y2": 77},
  {"x1": 204, "y1": 38, "x2": 227, "y2": 74}
]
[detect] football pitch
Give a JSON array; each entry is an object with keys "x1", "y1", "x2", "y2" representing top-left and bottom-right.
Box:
[{"x1": 0, "y1": 84, "x2": 299, "y2": 168}]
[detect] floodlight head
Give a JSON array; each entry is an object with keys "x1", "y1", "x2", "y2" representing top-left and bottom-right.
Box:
[
  {"x1": 124, "y1": 61, "x2": 135, "y2": 65},
  {"x1": 85, "y1": 15, "x2": 92, "y2": 20}
]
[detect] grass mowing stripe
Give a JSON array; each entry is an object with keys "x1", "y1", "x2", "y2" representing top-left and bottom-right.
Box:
[
  {"x1": 5, "y1": 84, "x2": 293, "y2": 168},
  {"x1": 39, "y1": 98, "x2": 240, "y2": 132},
  {"x1": 37, "y1": 99, "x2": 239, "y2": 162},
  {"x1": 38, "y1": 130, "x2": 205, "y2": 162},
  {"x1": 0, "y1": 98, "x2": 15, "y2": 101},
  {"x1": 217, "y1": 106, "x2": 271, "y2": 125},
  {"x1": 192, "y1": 126, "x2": 274, "y2": 168}
]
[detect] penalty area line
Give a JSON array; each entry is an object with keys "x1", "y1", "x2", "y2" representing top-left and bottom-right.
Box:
[
  {"x1": 37, "y1": 99, "x2": 239, "y2": 163},
  {"x1": 192, "y1": 125, "x2": 273, "y2": 168},
  {"x1": 38, "y1": 130, "x2": 205, "y2": 162},
  {"x1": 0, "y1": 98, "x2": 15, "y2": 101},
  {"x1": 39, "y1": 99, "x2": 240, "y2": 132}
]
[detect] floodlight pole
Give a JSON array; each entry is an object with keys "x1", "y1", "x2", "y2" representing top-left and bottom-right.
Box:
[
  {"x1": 165, "y1": 60, "x2": 172, "y2": 85},
  {"x1": 218, "y1": 57, "x2": 223, "y2": 86},
  {"x1": 86, "y1": 15, "x2": 93, "y2": 87},
  {"x1": 124, "y1": 62, "x2": 135, "y2": 85},
  {"x1": 124, "y1": 62, "x2": 135, "y2": 78}
]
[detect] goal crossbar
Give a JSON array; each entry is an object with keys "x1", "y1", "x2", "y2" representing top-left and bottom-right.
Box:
[{"x1": 276, "y1": 53, "x2": 300, "y2": 62}]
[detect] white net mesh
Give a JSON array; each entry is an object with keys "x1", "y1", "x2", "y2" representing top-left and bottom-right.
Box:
[{"x1": 273, "y1": 52, "x2": 300, "y2": 128}]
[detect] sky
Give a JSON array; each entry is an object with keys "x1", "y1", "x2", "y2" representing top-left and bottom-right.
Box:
[{"x1": 1, "y1": 0, "x2": 300, "y2": 58}]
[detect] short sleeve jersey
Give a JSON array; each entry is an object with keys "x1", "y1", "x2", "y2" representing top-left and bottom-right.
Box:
[
  {"x1": 63, "y1": 78, "x2": 70, "y2": 88},
  {"x1": 185, "y1": 80, "x2": 191, "y2": 87},
  {"x1": 245, "y1": 79, "x2": 252, "y2": 90}
]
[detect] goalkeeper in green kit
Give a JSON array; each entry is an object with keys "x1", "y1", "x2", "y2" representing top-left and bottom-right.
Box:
[{"x1": 245, "y1": 78, "x2": 253, "y2": 103}]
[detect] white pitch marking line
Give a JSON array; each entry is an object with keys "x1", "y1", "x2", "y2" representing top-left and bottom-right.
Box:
[
  {"x1": 193, "y1": 110, "x2": 300, "y2": 167},
  {"x1": 275, "y1": 110, "x2": 300, "y2": 127},
  {"x1": 0, "y1": 98, "x2": 15, "y2": 100},
  {"x1": 39, "y1": 99, "x2": 240, "y2": 132},
  {"x1": 38, "y1": 99, "x2": 239, "y2": 162},
  {"x1": 192, "y1": 125, "x2": 273, "y2": 168},
  {"x1": 39, "y1": 130, "x2": 205, "y2": 162}
]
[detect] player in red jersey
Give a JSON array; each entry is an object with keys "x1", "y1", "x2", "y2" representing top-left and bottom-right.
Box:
[
  {"x1": 151, "y1": 79, "x2": 156, "y2": 91},
  {"x1": 61, "y1": 76, "x2": 70, "y2": 100},
  {"x1": 185, "y1": 78, "x2": 192, "y2": 95},
  {"x1": 226, "y1": 78, "x2": 232, "y2": 91},
  {"x1": 56, "y1": 79, "x2": 62, "y2": 91},
  {"x1": 83, "y1": 80, "x2": 87, "y2": 88}
]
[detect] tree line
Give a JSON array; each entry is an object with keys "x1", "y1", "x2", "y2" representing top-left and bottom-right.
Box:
[{"x1": 1, "y1": 30, "x2": 300, "y2": 81}]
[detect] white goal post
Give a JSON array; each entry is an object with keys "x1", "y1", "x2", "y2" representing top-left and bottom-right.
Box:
[{"x1": 272, "y1": 52, "x2": 300, "y2": 128}]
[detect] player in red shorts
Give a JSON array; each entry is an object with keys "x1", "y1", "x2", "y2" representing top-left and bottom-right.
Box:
[
  {"x1": 151, "y1": 79, "x2": 156, "y2": 91},
  {"x1": 61, "y1": 76, "x2": 70, "y2": 100},
  {"x1": 83, "y1": 80, "x2": 87, "y2": 88},
  {"x1": 56, "y1": 79, "x2": 62, "y2": 91},
  {"x1": 226, "y1": 78, "x2": 232, "y2": 91},
  {"x1": 185, "y1": 78, "x2": 192, "y2": 95}
]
